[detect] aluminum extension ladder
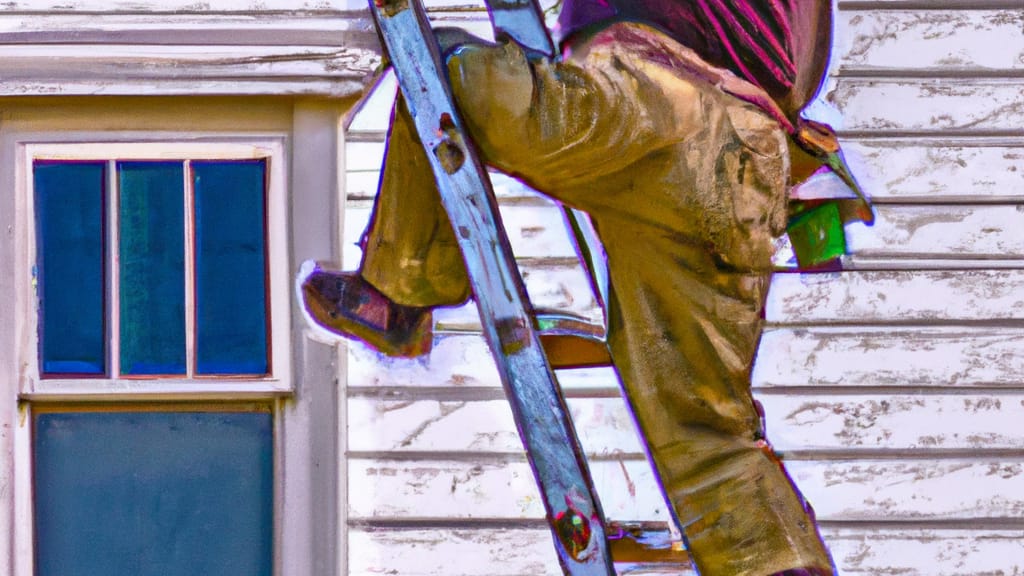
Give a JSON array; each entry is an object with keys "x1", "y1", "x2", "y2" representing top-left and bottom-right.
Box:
[{"x1": 365, "y1": 0, "x2": 616, "y2": 573}]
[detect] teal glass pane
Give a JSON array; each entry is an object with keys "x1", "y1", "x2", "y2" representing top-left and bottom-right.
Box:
[
  {"x1": 193, "y1": 161, "x2": 268, "y2": 375},
  {"x1": 34, "y1": 410, "x2": 273, "y2": 576},
  {"x1": 119, "y1": 162, "x2": 186, "y2": 376},
  {"x1": 34, "y1": 162, "x2": 106, "y2": 376}
]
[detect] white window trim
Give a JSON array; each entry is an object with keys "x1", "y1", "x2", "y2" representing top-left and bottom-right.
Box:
[
  {"x1": 3, "y1": 111, "x2": 346, "y2": 576},
  {"x1": 17, "y1": 140, "x2": 292, "y2": 400}
]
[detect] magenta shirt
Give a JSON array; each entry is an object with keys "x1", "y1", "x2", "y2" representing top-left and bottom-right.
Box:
[{"x1": 556, "y1": 0, "x2": 800, "y2": 101}]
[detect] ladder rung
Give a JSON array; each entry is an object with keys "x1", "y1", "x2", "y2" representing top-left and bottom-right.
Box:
[
  {"x1": 608, "y1": 522, "x2": 694, "y2": 572},
  {"x1": 541, "y1": 334, "x2": 612, "y2": 369},
  {"x1": 613, "y1": 563, "x2": 697, "y2": 575},
  {"x1": 534, "y1": 310, "x2": 611, "y2": 369}
]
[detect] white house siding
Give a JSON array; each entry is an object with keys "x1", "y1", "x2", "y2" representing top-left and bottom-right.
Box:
[
  {"x1": 0, "y1": 2, "x2": 379, "y2": 97},
  {"x1": 342, "y1": 1, "x2": 1024, "y2": 575},
  {"x1": 0, "y1": 1, "x2": 1016, "y2": 575}
]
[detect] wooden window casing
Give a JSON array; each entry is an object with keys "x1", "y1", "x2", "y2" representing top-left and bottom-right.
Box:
[{"x1": 21, "y1": 142, "x2": 292, "y2": 399}]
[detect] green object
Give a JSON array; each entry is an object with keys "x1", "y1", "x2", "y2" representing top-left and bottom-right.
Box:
[{"x1": 787, "y1": 200, "x2": 847, "y2": 268}]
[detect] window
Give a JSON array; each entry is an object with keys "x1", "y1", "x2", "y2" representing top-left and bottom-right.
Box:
[
  {"x1": 12, "y1": 140, "x2": 295, "y2": 576},
  {"x1": 32, "y1": 404, "x2": 274, "y2": 576},
  {"x1": 0, "y1": 96, "x2": 347, "y2": 576},
  {"x1": 21, "y1": 142, "x2": 291, "y2": 397}
]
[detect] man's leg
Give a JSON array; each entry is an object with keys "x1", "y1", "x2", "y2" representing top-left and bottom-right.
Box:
[
  {"x1": 300, "y1": 97, "x2": 470, "y2": 355},
  {"x1": 359, "y1": 96, "x2": 471, "y2": 309},
  {"x1": 601, "y1": 247, "x2": 833, "y2": 576}
]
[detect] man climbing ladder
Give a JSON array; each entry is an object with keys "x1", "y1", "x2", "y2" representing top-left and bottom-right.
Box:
[
  {"x1": 301, "y1": 1, "x2": 868, "y2": 574},
  {"x1": 308, "y1": 1, "x2": 615, "y2": 573}
]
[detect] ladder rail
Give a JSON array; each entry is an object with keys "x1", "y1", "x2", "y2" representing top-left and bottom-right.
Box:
[
  {"x1": 487, "y1": 0, "x2": 556, "y2": 56},
  {"x1": 365, "y1": 1, "x2": 615, "y2": 574}
]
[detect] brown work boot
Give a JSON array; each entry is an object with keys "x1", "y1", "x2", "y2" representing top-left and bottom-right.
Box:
[{"x1": 298, "y1": 261, "x2": 433, "y2": 357}]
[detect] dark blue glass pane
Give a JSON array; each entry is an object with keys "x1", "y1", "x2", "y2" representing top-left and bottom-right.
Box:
[
  {"x1": 34, "y1": 410, "x2": 273, "y2": 576},
  {"x1": 193, "y1": 161, "x2": 268, "y2": 375},
  {"x1": 119, "y1": 162, "x2": 186, "y2": 376},
  {"x1": 34, "y1": 162, "x2": 106, "y2": 376}
]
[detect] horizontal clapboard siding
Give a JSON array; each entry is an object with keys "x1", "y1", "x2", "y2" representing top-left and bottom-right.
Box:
[
  {"x1": 346, "y1": 457, "x2": 1024, "y2": 522},
  {"x1": 344, "y1": 202, "x2": 1024, "y2": 266},
  {"x1": 756, "y1": 327, "x2": 1024, "y2": 388},
  {"x1": 830, "y1": 79, "x2": 1023, "y2": 135},
  {"x1": 834, "y1": 9, "x2": 1024, "y2": 73},
  {"x1": 348, "y1": 393, "x2": 1024, "y2": 454},
  {"x1": 767, "y1": 270, "x2": 1024, "y2": 323},
  {"x1": 338, "y1": 1, "x2": 1023, "y2": 575},
  {"x1": 0, "y1": 9, "x2": 382, "y2": 96},
  {"x1": 349, "y1": 527, "x2": 1023, "y2": 576},
  {"x1": 347, "y1": 329, "x2": 1024, "y2": 390},
  {"x1": 349, "y1": 141, "x2": 1024, "y2": 203}
]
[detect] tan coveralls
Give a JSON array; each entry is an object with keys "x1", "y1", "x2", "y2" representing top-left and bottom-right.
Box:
[{"x1": 361, "y1": 22, "x2": 834, "y2": 576}]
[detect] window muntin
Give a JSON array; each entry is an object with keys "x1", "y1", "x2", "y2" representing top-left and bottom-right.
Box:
[{"x1": 23, "y1": 142, "x2": 290, "y2": 395}]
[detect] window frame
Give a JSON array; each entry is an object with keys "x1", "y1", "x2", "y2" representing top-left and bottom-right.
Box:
[
  {"x1": 28, "y1": 401, "x2": 278, "y2": 576},
  {"x1": 13, "y1": 136, "x2": 295, "y2": 576},
  {"x1": 3, "y1": 103, "x2": 346, "y2": 576},
  {"x1": 18, "y1": 140, "x2": 292, "y2": 399}
]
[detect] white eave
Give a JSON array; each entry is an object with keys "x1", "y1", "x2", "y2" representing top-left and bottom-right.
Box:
[{"x1": 0, "y1": 10, "x2": 384, "y2": 97}]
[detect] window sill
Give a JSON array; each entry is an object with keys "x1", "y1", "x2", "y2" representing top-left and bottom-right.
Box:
[{"x1": 21, "y1": 379, "x2": 293, "y2": 402}]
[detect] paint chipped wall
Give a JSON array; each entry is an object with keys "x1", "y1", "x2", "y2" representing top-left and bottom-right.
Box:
[
  {"x1": 0, "y1": 0, "x2": 1017, "y2": 574},
  {"x1": 342, "y1": 2, "x2": 1024, "y2": 575}
]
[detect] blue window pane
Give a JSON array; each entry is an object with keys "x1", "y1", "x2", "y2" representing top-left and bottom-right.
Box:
[
  {"x1": 193, "y1": 161, "x2": 269, "y2": 375},
  {"x1": 34, "y1": 410, "x2": 273, "y2": 576},
  {"x1": 119, "y1": 162, "x2": 186, "y2": 376},
  {"x1": 34, "y1": 162, "x2": 106, "y2": 376}
]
